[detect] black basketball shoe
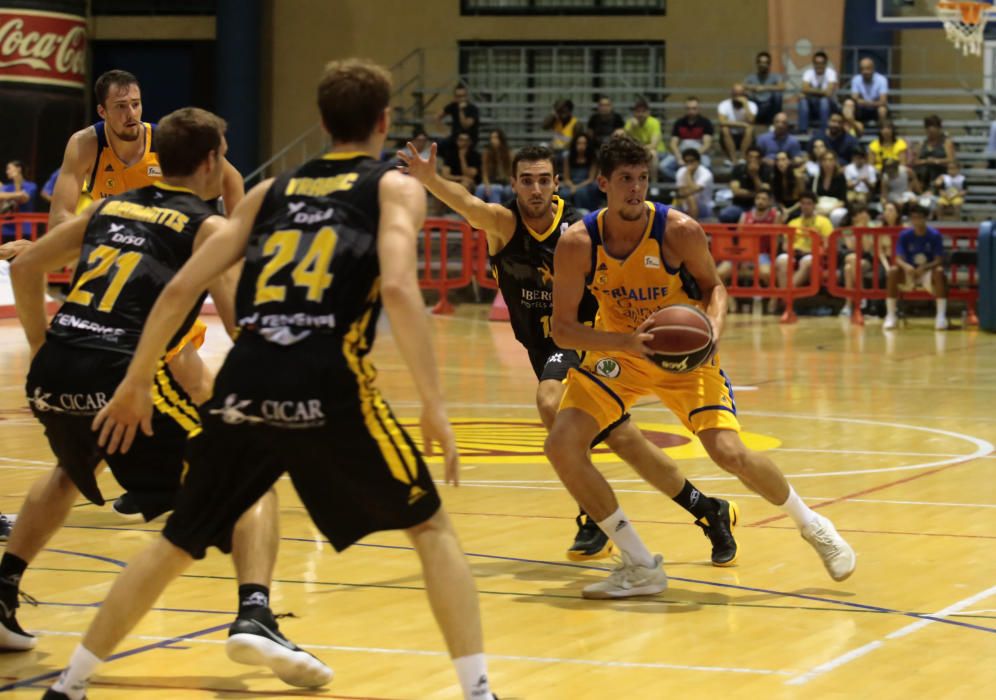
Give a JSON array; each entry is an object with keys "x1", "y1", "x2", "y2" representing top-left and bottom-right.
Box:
[
  {"x1": 694, "y1": 498, "x2": 740, "y2": 566},
  {"x1": 226, "y1": 607, "x2": 332, "y2": 688},
  {"x1": 0, "y1": 513, "x2": 11, "y2": 542},
  {"x1": 0, "y1": 586, "x2": 37, "y2": 651},
  {"x1": 42, "y1": 689, "x2": 85, "y2": 700},
  {"x1": 566, "y1": 513, "x2": 614, "y2": 561},
  {"x1": 111, "y1": 493, "x2": 144, "y2": 521}
]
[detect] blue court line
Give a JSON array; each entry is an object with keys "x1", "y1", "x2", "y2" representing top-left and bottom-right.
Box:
[
  {"x1": 55, "y1": 526, "x2": 996, "y2": 635},
  {"x1": 47, "y1": 548, "x2": 127, "y2": 568},
  {"x1": 0, "y1": 622, "x2": 230, "y2": 692}
]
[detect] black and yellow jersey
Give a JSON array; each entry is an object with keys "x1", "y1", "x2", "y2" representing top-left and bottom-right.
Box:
[
  {"x1": 49, "y1": 182, "x2": 215, "y2": 354},
  {"x1": 491, "y1": 195, "x2": 598, "y2": 350},
  {"x1": 234, "y1": 153, "x2": 393, "y2": 350}
]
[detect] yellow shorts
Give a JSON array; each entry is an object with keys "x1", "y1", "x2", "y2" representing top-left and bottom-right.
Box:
[
  {"x1": 163, "y1": 318, "x2": 208, "y2": 363},
  {"x1": 560, "y1": 351, "x2": 740, "y2": 435}
]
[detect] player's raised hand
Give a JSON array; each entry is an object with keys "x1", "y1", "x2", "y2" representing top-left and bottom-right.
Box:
[
  {"x1": 397, "y1": 142, "x2": 438, "y2": 183},
  {"x1": 420, "y1": 401, "x2": 460, "y2": 486},
  {"x1": 92, "y1": 378, "x2": 154, "y2": 455},
  {"x1": 0, "y1": 238, "x2": 32, "y2": 261}
]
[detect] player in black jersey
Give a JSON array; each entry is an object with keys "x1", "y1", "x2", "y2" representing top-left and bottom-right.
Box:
[
  {"x1": 44, "y1": 60, "x2": 498, "y2": 700},
  {"x1": 4, "y1": 108, "x2": 331, "y2": 691},
  {"x1": 399, "y1": 142, "x2": 739, "y2": 566}
]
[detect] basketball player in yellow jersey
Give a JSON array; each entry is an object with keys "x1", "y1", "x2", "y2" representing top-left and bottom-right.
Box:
[
  {"x1": 548, "y1": 135, "x2": 856, "y2": 598},
  {"x1": 45, "y1": 70, "x2": 244, "y2": 515}
]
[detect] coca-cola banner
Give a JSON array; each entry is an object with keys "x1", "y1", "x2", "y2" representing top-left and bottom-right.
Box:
[{"x1": 0, "y1": 5, "x2": 86, "y2": 89}]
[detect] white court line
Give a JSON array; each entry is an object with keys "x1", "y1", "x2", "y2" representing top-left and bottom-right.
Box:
[
  {"x1": 0, "y1": 456, "x2": 50, "y2": 465},
  {"x1": 33, "y1": 629, "x2": 789, "y2": 676},
  {"x1": 785, "y1": 584, "x2": 996, "y2": 686}
]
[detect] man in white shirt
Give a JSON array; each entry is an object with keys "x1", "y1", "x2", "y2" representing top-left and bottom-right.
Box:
[
  {"x1": 717, "y1": 83, "x2": 757, "y2": 163},
  {"x1": 675, "y1": 147, "x2": 715, "y2": 221},
  {"x1": 844, "y1": 148, "x2": 877, "y2": 202},
  {"x1": 850, "y1": 57, "x2": 889, "y2": 126},
  {"x1": 799, "y1": 51, "x2": 838, "y2": 133}
]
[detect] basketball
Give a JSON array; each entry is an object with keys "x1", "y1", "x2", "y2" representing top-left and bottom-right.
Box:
[{"x1": 644, "y1": 304, "x2": 714, "y2": 373}]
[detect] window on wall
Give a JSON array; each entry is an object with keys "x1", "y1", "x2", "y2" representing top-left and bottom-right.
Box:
[
  {"x1": 461, "y1": 0, "x2": 665, "y2": 15},
  {"x1": 458, "y1": 43, "x2": 665, "y2": 142}
]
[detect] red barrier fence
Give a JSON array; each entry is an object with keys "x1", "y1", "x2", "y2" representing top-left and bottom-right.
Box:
[
  {"x1": 0, "y1": 213, "x2": 73, "y2": 283},
  {"x1": 418, "y1": 218, "x2": 474, "y2": 314},
  {"x1": 826, "y1": 226, "x2": 979, "y2": 326},
  {"x1": 705, "y1": 224, "x2": 824, "y2": 323}
]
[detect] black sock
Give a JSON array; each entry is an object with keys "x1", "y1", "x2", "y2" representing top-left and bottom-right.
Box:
[
  {"x1": 0, "y1": 552, "x2": 28, "y2": 591},
  {"x1": 238, "y1": 584, "x2": 270, "y2": 614},
  {"x1": 672, "y1": 480, "x2": 718, "y2": 520},
  {"x1": 578, "y1": 506, "x2": 588, "y2": 519}
]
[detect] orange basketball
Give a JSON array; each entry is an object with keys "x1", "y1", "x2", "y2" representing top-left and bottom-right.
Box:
[{"x1": 645, "y1": 304, "x2": 714, "y2": 373}]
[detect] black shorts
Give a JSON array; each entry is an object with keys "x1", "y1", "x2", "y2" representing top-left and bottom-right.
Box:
[
  {"x1": 26, "y1": 339, "x2": 196, "y2": 519},
  {"x1": 526, "y1": 345, "x2": 582, "y2": 382},
  {"x1": 163, "y1": 332, "x2": 441, "y2": 559}
]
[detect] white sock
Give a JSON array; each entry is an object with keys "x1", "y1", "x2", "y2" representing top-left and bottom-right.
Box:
[
  {"x1": 886, "y1": 298, "x2": 897, "y2": 316},
  {"x1": 597, "y1": 507, "x2": 655, "y2": 568},
  {"x1": 780, "y1": 486, "x2": 819, "y2": 529},
  {"x1": 453, "y1": 653, "x2": 492, "y2": 700},
  {"x1": 936, "y1": 298, "x2": 947, "y2": 318},
  {"x1": 51, "y1": 644, "x2": 101, "y2": 700}
]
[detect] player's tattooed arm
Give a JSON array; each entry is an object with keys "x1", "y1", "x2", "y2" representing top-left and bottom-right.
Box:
[
  {"x1": 666, "y1": 209, "x2": 727, "y2": 341},
  {"x1": 397, "y1": 141, "x2": 516, "y2": 255}
]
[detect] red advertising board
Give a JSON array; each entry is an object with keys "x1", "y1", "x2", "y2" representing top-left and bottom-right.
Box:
[{"x1": 0, "y1": 7, "x2": 86, "y2": 89}]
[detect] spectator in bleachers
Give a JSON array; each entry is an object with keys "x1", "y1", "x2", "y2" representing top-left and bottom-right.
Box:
[
  {"x1": 661, "y1": 97, "x2": 714, "y2": 180},
  {"x1": 844, "y1": 148, "x2": 877, "y2": 205},
  {"x1": 587, "y1": 95, "x2": 625, "y2": 149},
  {"x1": 439, "y1": 132, "x2": 481, "y2": 192},
  {"x1": 850, "y1": 57, "x2": 889, "y2": 126},
  {"x1": 839, "y1": 97, "x2": 865, "y2": 138},
  {"x1": 624, "y1": 97, "x2": 665, "y2": 181},
  {"x1": 743, "y1": 51, "x2": 785, "y2": 126},
  {"x1": 868, "y1": 120, "x2": 908, "y2": 171},
  {"x1": 756, "y1": 112, "x2": 802, "y2": 165},
  {"x1": 912, "y1": 115, "x2": 956, "y2": 188},
  {"x1": 674, "y1": 147, "x2": 715, "y2": 221},
  {"x1": 771, "y1": 151, "x2": 806, "y2": 215},
  {"x1": 880, "y1": 158, "x2": 920, "y2": 210},
  {"x1": 838, "y1": 203, "x2": 888, "y2": 318},
  {"x1": 436, "y1": 83, "x2": 480, "y2": 145},
  {"x1": 717, "y1": 187, "x2": 778, "y2": 289},
  {"x1": 559, "y1": 131, "x2": 600, "y2": 212},
  {"x1": 879, "y1": 200, "x2": 903, "y2": 227},
  {"x1": 721, "y1": 146, "x2": 771, "y2": 222},
  {"x1": 776, "y1": 191, "x2": 832, "y2": 290},
  {"x1": 475, "y1": 128, "x2": 513, "y2": 204},
  {"x1": 934, "y1": 161, "x2": 966, "y2": 220},
  {"x1": 0, "y1": 160, "x2": 38, "y2": 239},
  {"x1": 717, "y1": 83, "x2": 757, "y2": 163},
  {"x1": 884, "y1": 204, "x2": 949, "y2": 330},
  {"x1": 798, "y1": 50, "x2": 838, "y2": 133},
  {"x1": 813, "y1": 150, "x2": 849, "y2": 226},
  {"x1": 818, "y1": 113, "x2": 859, "y2": 165},
  {"x1": 803, "y1": 138, "x2": 829, "y2": 181},
  {"x1": 543, "y1": 98, "x2": 577, "y2": 153},
  {"x1": 40, "y1": 167, "x2": 60, "y2": 205},
  {"x1": 410, "y1": 126, "x2": 432, "y2": 159}
]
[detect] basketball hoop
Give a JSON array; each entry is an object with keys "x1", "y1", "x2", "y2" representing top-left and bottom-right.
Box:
[{"x1": 936, "y1": 1, "x2": 992, "y2": 56}]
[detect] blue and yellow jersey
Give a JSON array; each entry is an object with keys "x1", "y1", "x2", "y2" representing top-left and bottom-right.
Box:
[
  {"x1": 77, "y1": 121, "x2": 161, "y2": 212},
  {"x1": 582, "y1": 201, "x2": 702, "y2": 333}
]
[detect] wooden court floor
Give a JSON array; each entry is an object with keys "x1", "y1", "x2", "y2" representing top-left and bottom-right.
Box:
[{"x1": 1, "y1": 307, "x2": 995, "y2": 699}]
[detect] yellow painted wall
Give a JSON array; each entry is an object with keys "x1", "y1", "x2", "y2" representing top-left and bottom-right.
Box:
[{"x1": 262, "y1": 0, "x2": 770, "y2": 154}]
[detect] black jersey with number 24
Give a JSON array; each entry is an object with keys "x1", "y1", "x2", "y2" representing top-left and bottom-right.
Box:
[{"x1": 234, "y1": 154, "x2": 393, "y2": 350}]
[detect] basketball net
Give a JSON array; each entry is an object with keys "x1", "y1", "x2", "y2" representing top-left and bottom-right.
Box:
[{"x1": 936, "y1": 1, "x2": 991, "y2": 56}]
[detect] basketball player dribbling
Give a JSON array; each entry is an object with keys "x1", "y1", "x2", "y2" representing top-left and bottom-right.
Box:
[
  {"x1": 546, "y1": 134, "x2": 856, "y2": 598},
  {"x1": 43, "y1": 59, "x2": 498, "y2": 700},
  {"x1": 4, "y1": 108, "x2": 329, "y2": 688},
  {"x1": 398, "y1": 142, "x2": 739, "y2": 566}
]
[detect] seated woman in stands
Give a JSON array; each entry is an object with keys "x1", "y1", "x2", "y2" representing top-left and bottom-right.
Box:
[
  {"x1": 771, "y1": 150, "x2": 805, "y2": 218},
  {"x1": 559, "y1": 132, "x2": 601, "y2": 211},
  {"x1": 813, "y1": 149, "x2": 849, "y2": 226},
  {"x1": 869, "y1": 120, "x2": 908, "y2": 171},
  {"x1": 475, "y1": 128, "x2": 514, "y2": 204}
]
